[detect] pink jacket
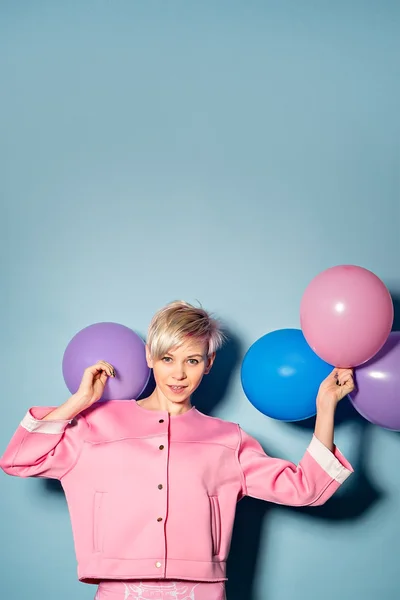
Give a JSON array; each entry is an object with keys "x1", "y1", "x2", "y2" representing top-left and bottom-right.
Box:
[{"x1": 0, "y1": 400, "x2": 353, "y2": 585}]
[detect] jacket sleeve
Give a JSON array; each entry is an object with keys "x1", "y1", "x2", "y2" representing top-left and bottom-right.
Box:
[
  {"x1": 236, "y1": 427, "x2": 353, "y2": 507},
  {"x1": 0, "y1": 407, "x2": 89, "y2": 480}
]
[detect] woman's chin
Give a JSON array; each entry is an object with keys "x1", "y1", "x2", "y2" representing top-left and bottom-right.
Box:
[{"x1": 164, "y1": 387, "x2": 191, "y2": 404}]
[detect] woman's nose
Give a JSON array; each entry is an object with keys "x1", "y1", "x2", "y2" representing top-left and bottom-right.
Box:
[{"x1": 172, "y1": 366, "x2": 187, "y2": 380}]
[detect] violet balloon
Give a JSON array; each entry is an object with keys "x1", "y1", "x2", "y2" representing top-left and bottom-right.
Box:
[
  {"x1": 349, "y1": 332, "x2": 400, "y2": 431},
  {"x1": 300, "y1": 265, "x2": 393, "y2": 367},
  {"x1": 62, "y1": 322, "x2": 151, "y2": 401}
]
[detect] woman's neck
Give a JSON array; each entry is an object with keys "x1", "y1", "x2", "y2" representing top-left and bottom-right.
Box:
[{"x1": 137, "y1": 387, "x2": 192, "y2": 416}]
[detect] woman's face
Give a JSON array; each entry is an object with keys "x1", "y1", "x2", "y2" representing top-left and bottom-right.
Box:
[{"x1": 146, "y1": 339, "x2": 215, "y2": 404}]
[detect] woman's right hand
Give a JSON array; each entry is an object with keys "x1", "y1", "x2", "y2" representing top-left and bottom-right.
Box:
[
  {"x1": 75, "y1": 360, "x2": 115, "y2": 409},
  {"x1": 42, "y1": 360, "x2": 115, "y2": 421}
]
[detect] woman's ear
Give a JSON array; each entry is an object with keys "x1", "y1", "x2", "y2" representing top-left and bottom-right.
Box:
[
  {"x1": 204, "y1": 352, "x2": 216, "y2": 375},
  {"x1": 145, "y1": 345, "x2": 154, "y2": 369}
]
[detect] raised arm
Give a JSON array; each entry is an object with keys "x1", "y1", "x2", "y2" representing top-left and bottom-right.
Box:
[
  {"x1": 0, "y1": 360, "x2": 115, "y2": 479},
  {"x1": 236, "y1": 368, "x2": 354, "y2": 507}
]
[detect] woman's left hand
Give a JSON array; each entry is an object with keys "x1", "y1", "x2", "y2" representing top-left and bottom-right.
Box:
[{"x1": 317, "y1": 368, "x2": 355, "y2": 411}]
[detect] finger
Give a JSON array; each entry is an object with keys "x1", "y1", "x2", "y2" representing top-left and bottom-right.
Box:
[
  {"x1": 338, "y1": 371, "x2": 353, "y2": 386},
  {"x1": 86, "y1": 366, "x2": 111, "y2": 381},
  {"x1": 340, "y1": 375, "x2": 354, "y2": 387},
  {"x1": 98, "y1": 360, "x2": 114, "y2": 370},
  {"x1": 328, "y1": 368, "x2": 339, "y2": 380},
  {"x1": 101, "y1": 361, "x2": 115, "y2": 377},
  {"x1": 99, "y1": 371, "x2": 108, "y2": 386},
  {"x1": 105, "y1": 362, "x2": 116, "y2": 377},
  {"x1": 340, "y1": 380, "x2": 355, "y2": 395},
  {"x1": 86, "y1": 364, "x2": 105, "y2": 375},
  {"x1": 336, "y1": 367, "x2": 353, "y2": 377},
  {"x1": 96, "y1": 361, "x2": 115, "y2": 378},
  {"x1": 332, "y1": 368, "x2": 352, "y2": 386}
]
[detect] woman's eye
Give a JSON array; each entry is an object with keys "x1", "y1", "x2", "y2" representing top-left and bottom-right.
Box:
[
  {"x1": 162, "y1": 357, "x2": 172, "y2": 363},
  {"x1": 188, "y1": 359, "x2": 199, "y2": 365}
]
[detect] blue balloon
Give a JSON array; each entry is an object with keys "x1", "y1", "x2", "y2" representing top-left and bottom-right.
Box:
[{"x1": 241, "y1": 328, "x2": 333, "y2": 421}]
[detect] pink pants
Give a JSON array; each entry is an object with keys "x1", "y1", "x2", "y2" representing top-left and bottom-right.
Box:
[{"x1": 95, "y1": 580, "x2": 226, "y2": 600}]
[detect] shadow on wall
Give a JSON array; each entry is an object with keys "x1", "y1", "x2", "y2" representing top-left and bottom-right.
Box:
[
  {"x1": 391, "y1": 292, "x2": 400, "y2": 331},
  {"x1": 226, "y1": 408, "x2": 384, "y2": 600},
  {"x1": 43, "y1": 309, "x2": 400, "y2": 600},
  {"x1": 193, "y1": 329, "x2": 243, "y2": 414},
  {"x1": 389, "y1": 291, "x2": 400, "y2": 445}
]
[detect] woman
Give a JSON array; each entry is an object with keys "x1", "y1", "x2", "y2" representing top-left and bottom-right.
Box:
[{"x1": 0, "y1": 301, "x2": 354, "y2": 600}]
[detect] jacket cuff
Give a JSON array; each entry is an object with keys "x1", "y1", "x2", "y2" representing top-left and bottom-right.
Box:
[
  {"x1": 307, "y1": 435, "x2": 353, "y2": 484},
  {"x1": 21, "y1": 409, "x2": 72, "y2": 434}
]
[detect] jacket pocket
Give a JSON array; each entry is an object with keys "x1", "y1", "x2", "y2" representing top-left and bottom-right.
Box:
[
  {"x1": 209, "y1": 495, "x2": 221, "y2": 556},
  {"x1": 93, "y1": 491, "x2": 106, "y2": 553}
]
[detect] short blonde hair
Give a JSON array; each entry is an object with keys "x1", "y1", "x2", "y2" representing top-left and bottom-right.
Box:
[{"x1": 147, "y1": 300, "x2": 225, "y2": 359}]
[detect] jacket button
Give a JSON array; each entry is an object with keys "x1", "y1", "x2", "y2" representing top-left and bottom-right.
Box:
[
  {"x1": 158, "y1": 484, "x2": 163, "y2": 490},
  {"x1": 157, "y1": 517, "x2": 163, "y2": 522},
  {"x1": 159, "y1": 445, "x2": 164, "y2": 450},
  {"x1": 155, "y1": 561, "x2": 162, "y2": 568},
  {"x1": 159, "y1": 419, "x2": 164, "y2": 423}
]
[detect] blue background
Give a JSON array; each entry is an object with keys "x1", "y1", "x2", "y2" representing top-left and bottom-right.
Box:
[{"x1": 1, "y1": 2, "x2": 399, "y2": 599}]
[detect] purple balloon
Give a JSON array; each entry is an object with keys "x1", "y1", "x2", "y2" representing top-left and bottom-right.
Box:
[
  {"x1": 349, "y1": 331, "x2": 400, "y2": 430},
  {"x1": 62, "y1": 322, "x2": 150, "y2": 401}
]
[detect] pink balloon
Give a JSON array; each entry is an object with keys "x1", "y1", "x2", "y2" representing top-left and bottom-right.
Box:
[{"x1": 300, "y1": 265, "x2": 393, "y2": 367}]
